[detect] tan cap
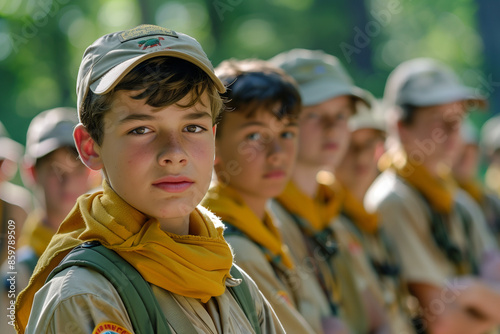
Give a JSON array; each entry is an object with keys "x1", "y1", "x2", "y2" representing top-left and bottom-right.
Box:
[
  {"x1": 384, "y1": 58, "x2": 487, "y2": 109},
  {"x1": 269, "y1": 48, "x2": 371, "y2": 107},
  {"x1": 349, "y1": 99, "x2": 386, "y2": 133},
  {"x1": 25, "y1": 107, "x2": 78, "y2": 164},
  {"x1": 0, "y1": 121, "x2": 23, "y2": 162},
  {"x1": 481, "y1": 115, "x2": 500, "y2": 154},
  {"x1": 76, "y1": 24, "x2": 225, "y2": 119}
]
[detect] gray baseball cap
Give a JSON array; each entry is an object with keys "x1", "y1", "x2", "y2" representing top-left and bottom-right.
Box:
[
  {"x1": 269, "y1": 48, "x2": 371, "y2": 107},
  {"x1": 0, "y1": 121, "x2": 23, "y2": 162},
  {"x1": 481, "y1": 115, "x2": 500, "y2": 154},
  {"x1": 349, "y1": 99, "x2": 386, "y2": 133},
  {"x1": 25, "y1": 107, "x2": 78, "y2": 164},
  {"x1": 77, "y1": 24, "x2": 225, "y2": 119},
  {"x1": 384, "y1": 58, "x2": 487, "y2": 109}
]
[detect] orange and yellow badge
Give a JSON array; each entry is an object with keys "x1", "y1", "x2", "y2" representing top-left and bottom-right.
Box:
[
  {"x1": 276, "y1": 290, "x2": 293, "y2": 306},
  {"x1": 92, "y1": 322, "x2": 133, "y2": 334}
]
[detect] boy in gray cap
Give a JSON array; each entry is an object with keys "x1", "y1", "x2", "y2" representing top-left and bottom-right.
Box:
[
  {"x1": 5, "y1": 107, "x2": 99, "y2": 292},
  {"x1": 15, "y1": 24, "x2": 284, "y2": 334},
  {"x1": 269, "y1": 49, "x2": 391, "y2": 334},
  {"x1": 365, "y1": 58, "x2": 500, "y2": 334},
  {"x1": 334, "y1": 101, "x2": 416, "y2": 334}
]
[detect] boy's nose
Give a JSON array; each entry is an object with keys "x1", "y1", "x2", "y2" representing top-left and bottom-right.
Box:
[
  {"x1": 157, "y1": 136, "x2": 188, "y2": 166},
  {"x1": 268, "y1": 139, "x2": 285, "y2": 163}
]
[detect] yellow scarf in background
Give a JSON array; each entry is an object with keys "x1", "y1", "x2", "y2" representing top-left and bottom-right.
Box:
[
  {"x1": 340, "y1": 185, "x2": 379, "y2": 234},
  {"x1": 457, "y1": 179, "x2": 484, "y2": 204},
  {"x1": 202, "y1": 184, "x2": 294, "y2": 269},
  {"x1": 18, "y1": 212, "x2": 55, "y2": 257},
  {"x1": 276, "y1": 181, "x2": 343, "y2": 231},
  {"x1": 385, "y1": 151, "x2": 456, "y2": 214},
  {"x1": 15, "y1": 181, "x2": 233, "y2": 333}
]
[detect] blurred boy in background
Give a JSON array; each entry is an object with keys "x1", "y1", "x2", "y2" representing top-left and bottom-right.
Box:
[
  {"x1": 453, "y1": 120, "x2": 500, "y2": 244},
  {"x1": 203, "y1": 59, "x2": 316, "y2": 333},
  {"x1": 269, "y1": 49, "x2": 391, "y2": 334},
  {"x1": 334, "y1": 101, "x2": 416, "y2": 333},
  {"x1": 365, "y1": 58, "x2": 500, "y2": 334},
  {"x1": 8, "y1": 107, "x2": 100, "y2": 291}
]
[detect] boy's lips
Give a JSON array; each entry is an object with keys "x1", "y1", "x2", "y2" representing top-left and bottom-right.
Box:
[
  {"x1": 153, "y1": 176, "x2": 194, "y2": 193},
  {"x1": 263, "y1": 169, "x2": 286, "y2": 179},
  {"x1": 323, "y1": 142, "x2": 339, "y2": 150}
]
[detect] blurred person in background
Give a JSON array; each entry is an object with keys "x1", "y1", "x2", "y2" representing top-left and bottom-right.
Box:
[
  {"x1": 453, "y1": 119, "x2": 500, "y2": 244},
  {"x1": 481, "y1": 115, "x2": 500, "y2": 199},
  {"x1": 0, "y1": 122, "x2": 31, "y2": 334},
  {"x1": 333, "y1": 101, "x2": 416, "y2": 334},
  {"x1": 2, "y1": 107, "x2": 100, "y2": 292},
  {"x1": 365, "y1": 58, "x2": 500, "y2": 334},
  {"x1": 270, "y1": 49, "x2": 391, "y2": 334},
  {"x1": 203, "y1": 59, "x2": 316, "y2": 334}
]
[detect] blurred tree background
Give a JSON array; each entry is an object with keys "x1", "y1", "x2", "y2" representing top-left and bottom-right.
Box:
[{"x1": 0, "y1": 0, "x2": 499, "y2": 149}]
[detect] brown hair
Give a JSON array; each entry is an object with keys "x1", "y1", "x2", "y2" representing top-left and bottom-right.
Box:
[
  {"x1": 80, "y1": 57, "x2": 223, "y2": 145},
  {"x1": 215, "y1": 59, "x2": 302, "y2": 138}
]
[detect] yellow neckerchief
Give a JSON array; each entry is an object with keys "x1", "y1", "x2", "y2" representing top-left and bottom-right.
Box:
[
  {"x1": 338, "y1": 183, "x2": 379, "y2": 235},
  {"x1": 457, "y1": 178, "x2": 484, "y2": 204},
  {"x1": 202, "y1": 184, "x2": 294, "y2": 270},
  {"x1": 381, "y1": 150, "x2": 456, "y2": 214},
  {"x1": 15, "y1": 181, "x2": 233, "y2": 333},
  {"x1": 276, "y1": 181, "x2": 343, "y2": 231},
  {"x1": 18, "y1": 212, "x2": 55, "y2": 257}
]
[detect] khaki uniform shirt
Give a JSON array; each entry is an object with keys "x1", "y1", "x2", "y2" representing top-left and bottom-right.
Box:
[
  {"x1": 227, "y1": 235, "x2": 317, "y2": 333},
  {"x1": 269, "y1": 199, "x2": 369, "y2": 334},
  {"x1": 25, "y1": 265, "x2": 284, "y2": 334},
  {"x1": 335, "y1": 215, "x2": 416, "y2": 334},
  {"x1": 365, "y1": 170, "x2": 496, "y2": 287}
]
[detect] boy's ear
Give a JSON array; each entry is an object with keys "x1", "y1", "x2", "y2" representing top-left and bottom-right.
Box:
[
  {"x1": 20, "y1": 162, "x2": 37, "y2": 188},
  {"x1": 73, "y1": 124, "x2": 103, "y2": 171}
]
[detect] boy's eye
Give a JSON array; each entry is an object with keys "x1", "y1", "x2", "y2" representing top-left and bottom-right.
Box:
[
  {"x1": 184, "y1": 125, "x2": 205, "y2": 133},
  {"x1": 281, "y1": 131, "x2": 296, "y2": 139},
  {"x1": 246, "y1": 132, "x2": 262, "y2": 141},
  {"x1": 129, "y1": 127, "x2": 151, "y2": 135},
  {"x1": 306, "y1": 112, "x2": 319, "y2": 120}
]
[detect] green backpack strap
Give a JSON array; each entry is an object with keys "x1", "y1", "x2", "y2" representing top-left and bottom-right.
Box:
[
  {"x1": 47, "y1": 242, "x2": 262, "y2": 334},
  {"x1": 46, "y1": 241, "x2": 175, "y2": 334},
  {"x1": 229, "y1": 264, "x2": 261, "y2": 334}
]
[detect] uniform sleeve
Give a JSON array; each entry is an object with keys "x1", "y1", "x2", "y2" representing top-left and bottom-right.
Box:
[
  {"x1": 377, "y1": 193, "x2": 450, "y2": 286},
  {"x1": 25, "y1": 266, "x2": 134, "y2": 334},
  {"x1": 235, "y1": 262, "x2": 286, "y2": 334},
  {"x1": 227, "y1": 236, "x2": 315, "y2": 333}
]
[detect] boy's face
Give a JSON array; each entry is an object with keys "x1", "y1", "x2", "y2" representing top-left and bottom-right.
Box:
[
  {"x1": 335, "y1": 128, "x2": 384, "y2": 191},
  {"x1": 95, "y1": 90, "x2": 215, "y2": 222},
  {"x1": 214, "y1": 107, "x2": 299, "y2": 201},
  {"x1": 34, "y1": 147, "x2": 93, "y2": 220},
  {"x1": 297, "y1": 95, "x2": 353, "y2": 169},
  {"x1": 399, "y1": 101, "x2": 465, "y2": 166}
]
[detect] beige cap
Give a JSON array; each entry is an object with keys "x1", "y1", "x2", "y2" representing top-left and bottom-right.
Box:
[
  {"x1": 0, "y1": 121, "x2": 23, "y2": 162},
  {"x1": 384, "y1": 58, "x2": 487, "y2": 109},
  {"x1": 25, "y1": 107, "x2": 78, "y2": 164},
  {"x1": 481, "y1": 115, "x2": 500, "y2": 154},
  {"x1": 76, "y1": 24, "x2": 225, "y2": 119},
  {"x1": 349, "y1": 99, "x2": 386, "y2": 133},
  {"x1": 269, "y1": 48, "x2": 371, "y2": 107}
]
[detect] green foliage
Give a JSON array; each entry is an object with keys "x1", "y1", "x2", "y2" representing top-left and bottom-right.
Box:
[{"x1": 0, "y1": 0, "x2": 495, "y2": 148}]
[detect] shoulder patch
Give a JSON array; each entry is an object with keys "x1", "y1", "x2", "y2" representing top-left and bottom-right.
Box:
[{"x1": 92, "y1": 322, "x2": 133, "y2": 334}]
